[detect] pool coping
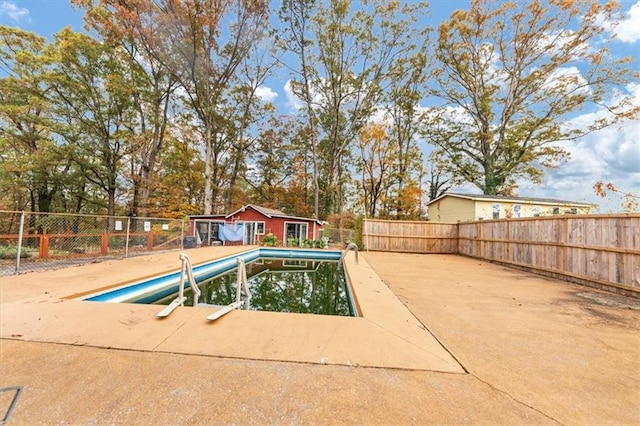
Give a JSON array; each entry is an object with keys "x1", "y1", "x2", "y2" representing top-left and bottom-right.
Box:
[
  {"x1": 80, "y1": 248, "x2": 354, "y2": 313},
  {"x1": 0, "y1": 246, "x2": 464, "y2": 373}
]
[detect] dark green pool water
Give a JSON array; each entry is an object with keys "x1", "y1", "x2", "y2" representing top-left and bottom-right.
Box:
[{"x1": 153, "y1": 258, "x2": 355, "y2": 317}]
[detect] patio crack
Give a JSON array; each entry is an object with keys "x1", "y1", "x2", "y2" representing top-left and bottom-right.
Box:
[
  {"x1": 471, "y1": 373, "x2": 562, "y2": 424},
  {"x1": 151, "y1": 314, "x2": 198, "y2": 351},
  {"x1": 365, "y1": 318, "x2": 465, "y2": 371}
]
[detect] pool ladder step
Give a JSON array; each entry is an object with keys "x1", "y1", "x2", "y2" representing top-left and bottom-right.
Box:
[
  {"x1": 157, "y1": 253, "x2": 252, "y2": 321},
  {"x1": 206, "y1": 257, "x2": 251, "y2": 321},
  {"x1": 157, "y1": 253, "x2": 202, "y2": 318}
]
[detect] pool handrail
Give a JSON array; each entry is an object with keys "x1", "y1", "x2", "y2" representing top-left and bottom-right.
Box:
[
  {"x1": 341, "y1": 242, "x2": 359, "y2": 265},
  {"x1": 157, "y1": 253, "x2": 201, "y2": 318}
]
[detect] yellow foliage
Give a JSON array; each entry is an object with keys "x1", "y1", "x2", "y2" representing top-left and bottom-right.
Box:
[{"x1": 594, "y1": 181, "x2": 639, "y2": 212}]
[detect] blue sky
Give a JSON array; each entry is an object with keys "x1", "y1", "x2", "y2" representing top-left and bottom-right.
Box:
[{"x1": 1, "y1": 0, "x2": 639, "y2": 212}]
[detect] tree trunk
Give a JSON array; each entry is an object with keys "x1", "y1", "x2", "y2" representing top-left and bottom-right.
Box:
[
  {"x1": 225, "y1": 142, "x2": 244, "y2": 212},
  {"x1": 483, "y1": 164, "x2": 498, "y2": 195},
  {"x1": 203, "y1": 121, "x2": 213, "y2": 215}
]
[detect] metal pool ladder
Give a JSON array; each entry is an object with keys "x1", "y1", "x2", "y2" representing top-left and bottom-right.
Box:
[
  {"x1": 206, "y1": 257, "x2": 252, "y2": 321},
  {"x1": 157, "y1": 253, "x2": 202, "y2": 318},
  {"x1": 340, "y1": 242, "x2": 359, "y2": 264}
]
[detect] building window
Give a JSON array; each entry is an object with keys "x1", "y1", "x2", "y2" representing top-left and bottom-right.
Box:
[
  {"x1": 284, "y1": 222, "x2": 308, "y2": 246},
  {"x1": 492, "y1": 203, "x2": 500, "y2": 219},
  {"x1": 532, "y1": 206, "x2": 541, "y2": 217},
  {"x1": 553, "y1": 207, "x2": 560, "y2": 215},
  {"x1": 570, "y1": 208, "x2": 577, "y2": 214},
  {"x1": 513, "y1": 204, "x2": 521, "y2": 218},
  {"x1": 255, "y1": 221, "x2": 265, "y2": 235}
]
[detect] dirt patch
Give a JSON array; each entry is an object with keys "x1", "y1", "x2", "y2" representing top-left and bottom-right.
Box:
[
  {"x1": 574, "y1": 291, "x2": 640, "y2": 310},
  {"x1": 564, "y1": 291, "x2": 640, "y2": 329}
]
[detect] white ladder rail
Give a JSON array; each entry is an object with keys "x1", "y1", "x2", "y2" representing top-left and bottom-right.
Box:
[
  {"x1": 157, "y1": 253, "x2": 201, "y2": 318},
  {"x1": 340, "y1": 242, "x2": 359, "y2": 264},
  {"x1": 207, "y1": 257, "x2": 251, "y2": 321}
]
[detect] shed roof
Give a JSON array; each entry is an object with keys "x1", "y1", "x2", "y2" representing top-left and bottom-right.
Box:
[
  {"x1": 427, "y1": 192, "x2": 596, "y2": 208},
  {"x1": 191, "y1": 204, "x2": 324, "y2": 224}
]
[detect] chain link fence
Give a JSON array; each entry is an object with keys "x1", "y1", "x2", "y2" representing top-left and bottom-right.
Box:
[
  {"x1": 320, "y1": 226, "x2": 356, "y2": 247},
  {"x1": 0, "y1": 211, "x2": 186, "y2": 276}
]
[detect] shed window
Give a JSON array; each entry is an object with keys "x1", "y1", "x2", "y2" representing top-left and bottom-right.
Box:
[{"x1": 255, "y1": 221, "x2": 265, "y2": 235}]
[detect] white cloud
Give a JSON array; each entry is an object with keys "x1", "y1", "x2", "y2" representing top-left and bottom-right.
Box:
[
  {"x1": 284, "y1": 80, "x2": 306, "y2": 111},
  {"x1": 0, "y1": 1, "x2": 29, "y2": 23},
  {"x1": 255, "y1": 86, "x2": 278, "y2": 103},
  {"x1": 542, "y1": 66, "x2": 591, "y2": 97},
  {"x1": 536, "y1": 29, "x2": 591, "y2": 61},
  {"x1": 613, "y1": 1, "x2": 640, "y2": 43},
  {"x1": 423, "y1": 105, "x2": 475, "y2": 127},
  {"x1": 525, "y1": 81, "x2": 640, "y2": 212},
  {"x1": 284, "y1": 79, "x2": 326, "y2": 112}
]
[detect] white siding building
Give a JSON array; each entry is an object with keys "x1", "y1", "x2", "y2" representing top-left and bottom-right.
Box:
[{"x1": 426, "y1": 193, "x2": 595, "y2": 222}]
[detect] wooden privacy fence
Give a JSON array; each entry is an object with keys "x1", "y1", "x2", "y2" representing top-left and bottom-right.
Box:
[
  {"x1": 363, "y1": 219, "x2": 458, "y2": 253},
  {"x1": 363, "y1": 215, "x2": 640, "y2": 296}
]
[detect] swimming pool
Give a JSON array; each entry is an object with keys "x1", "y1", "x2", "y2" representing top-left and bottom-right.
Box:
[{"x1": 84, "y1": 248, "x2": 358, "y2": 317}]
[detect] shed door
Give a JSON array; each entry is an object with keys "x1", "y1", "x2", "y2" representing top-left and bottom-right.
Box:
[
  {"x1": 244, "y1": 222, "x2": 255, "y2": 245},
  {"x1": 285, "y1": 223, "x2": 308, "y2": 246}
]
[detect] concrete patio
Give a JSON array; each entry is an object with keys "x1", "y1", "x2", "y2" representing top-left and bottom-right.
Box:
[{"x1": 1, "y1": 248, "x2": 638, "y2": 424}]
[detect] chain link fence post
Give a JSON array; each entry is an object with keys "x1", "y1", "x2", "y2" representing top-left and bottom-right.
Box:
[
  {"x1": 180, "y1": 219, "x2": 185, "y2": 250},
  {"x1": 15, "y1": 211, "x2": 25, "y2": 274},
  {"x1": 125, "y1": 216, "x2": 131, "y2": 258}
]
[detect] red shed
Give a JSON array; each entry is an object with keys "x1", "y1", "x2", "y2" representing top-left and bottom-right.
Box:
[{"x1": 188, "y1": 204, "x2": 324, "y2": 246}]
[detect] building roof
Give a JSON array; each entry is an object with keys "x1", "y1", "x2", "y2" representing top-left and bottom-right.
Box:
[
  {"x1": 191, "y1": 204, "x2": 324, "y2": 224},
  {"x1": 245, "y1": 204, "x2": 288, "y2": 218},
  {"x1": 427, "y1": 192, "x2": 596, "y2": 208}
]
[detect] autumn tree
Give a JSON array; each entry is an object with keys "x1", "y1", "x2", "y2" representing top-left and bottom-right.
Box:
[
  {"x1": 355, "y1": 123, "x2": 396, "y2": 217},
  {"x1": 355, "y1": 120, "x2": 426, "y2": 219},
  {"x1": 74, "y1": 0, "x2": 180, "y2": 217},
  {"x1": 277, "y1": 0, "x2": 321, "y2": 218},
  {"x1": 282, "y1": 156, "x2": 314, "y2": 217},
  {"x1": 74, "y1": 0, "x2": 269, "y2": 215},
  {"x1": 246, "y1": 115, "x2": 298, "y2": 206},
  {"x1": 317, "y1": 0, "x2": 431, "y2": 221},
  {"x1": 0, "y1": 26, "x2": 71, "y2": 213},
  {"x1": 594, "y1": 181, "x2": 639, "y2": 212},
  {"x1": 148, "y1": 134, "x2": 205, "y2": 218},
  {"x1": 43, "y1": 28, "x2": 137, "y2": 218},
  {"x1": 380, "y1": 44, "x2": 431, "y2": 216},
  {"x1": 279, "y1": 0, "x2": 431, "y2": 221},
  {"x1": 222, "y1": 49, "x2": 279, "y2": 212},
  {"x1": 427, "y1": 0, "x2": 639, "y2": 195}
]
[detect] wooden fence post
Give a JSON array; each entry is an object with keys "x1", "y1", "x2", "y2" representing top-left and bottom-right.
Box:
[
  {"x1": 562, "y1": 217, "x2": 569, "y2": 273},
  {"x1": 39, "y1": 230, "x2": 49, "y2": 259},
  {"x1": 505, "y1": 220, "x2": 510, "y2": 261},
  {"x1": 101, "y1": 231, "x2": 109, "y2": 255},
  {"x1": 147, "y1": 231, "x2": 154, "y2": 251}
]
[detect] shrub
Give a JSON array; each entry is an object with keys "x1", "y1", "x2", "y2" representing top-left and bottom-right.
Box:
[
  {"x1": 262, "y1": 233, "x2": 278, "y2": 247},
  {"x1": 0, "y1": 246, "x2": 31, "y2": 259}
]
